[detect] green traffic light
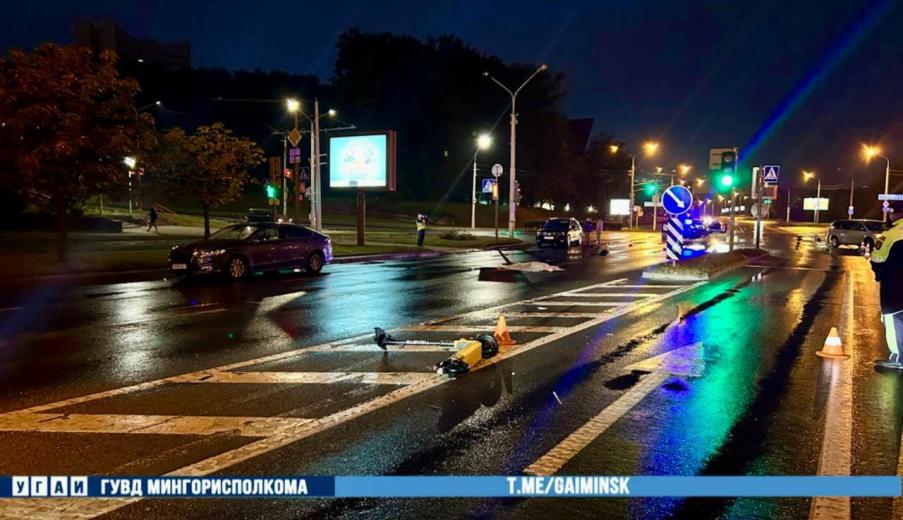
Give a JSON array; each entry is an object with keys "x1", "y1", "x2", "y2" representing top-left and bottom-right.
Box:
[
  {"x1": 720, "y1": 174, "x2": 733, "y2": 187},
  {"x1": 265, "y1": 184, "x2": 278, "y2": 199},
  {"x1": 644, "y1": 183, "x2": 657, "y2": 195}
]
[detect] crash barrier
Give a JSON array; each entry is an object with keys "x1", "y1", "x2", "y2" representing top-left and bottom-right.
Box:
[{"x1": 372, "y1": 327, "x2": 499, "y2": 377}]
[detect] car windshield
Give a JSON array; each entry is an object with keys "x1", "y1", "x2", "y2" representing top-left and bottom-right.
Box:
[
  {"x1": 542, "y1": 220, "x2": 570, "y2": 231},
  {"x1": 209, "y1": 225, "x2": 258, "y2": 241},
  {"x1": 863, "y1": 221, "x2": 885, "y2": 231}
]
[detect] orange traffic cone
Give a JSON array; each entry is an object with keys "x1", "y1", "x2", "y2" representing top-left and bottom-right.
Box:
[
  {"x1": 816, "y1": 327, "x2": 849, "y2": 359},
  {"x1": 494, "y1": 315, "x2": 517, "y2": 347}
]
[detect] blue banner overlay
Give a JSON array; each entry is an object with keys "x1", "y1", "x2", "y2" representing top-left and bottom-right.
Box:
[{"x1": 0, "y1": 476, "x2": 899, "y2": 499}]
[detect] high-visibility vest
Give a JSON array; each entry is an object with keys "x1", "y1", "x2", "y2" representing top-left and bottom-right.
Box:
[{"x1": 417, "y1": 221, "x2": 427, "y2": 231}]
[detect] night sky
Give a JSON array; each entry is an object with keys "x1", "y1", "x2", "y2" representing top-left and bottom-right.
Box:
[{"x1": 4, "y1": 0, "x2": 903, "y2": 192}]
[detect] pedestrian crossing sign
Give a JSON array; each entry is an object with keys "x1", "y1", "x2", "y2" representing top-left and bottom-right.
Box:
[{"x1": 763, "y1": 165, "x2": 779, "y2": 184}]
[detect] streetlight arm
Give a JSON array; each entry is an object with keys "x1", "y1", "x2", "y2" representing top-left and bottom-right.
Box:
[
  {"x1": 514, "y1": 65, "x2": 547, "y2": 97},
  {"x1": 485, "y1": 73, "x2": 515, "y2": 99}
]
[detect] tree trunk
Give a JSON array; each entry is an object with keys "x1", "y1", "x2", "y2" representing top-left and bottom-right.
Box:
[
  {"x1": 56, "y1": 204, "x2": 69, "y2": 263},
  {"x1": 203, "y1": 204, "x2": 210, "y2": 239}
]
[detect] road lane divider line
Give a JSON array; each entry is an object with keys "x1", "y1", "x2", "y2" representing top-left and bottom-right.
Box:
[
  {"x1": 602, "y1": 284, "x2": 684, "y2": 289},
  {"x1": 302, "y1": 343, "x2": 456, "y2": 353},
  {"x1": 1, "y1": 280, "x2": 703, "y2": 520},
  {"x1": 524, "y1": 371, "x2": 671, "y2": 476},
  {"x1": 810, "y1": 270, "x2": 855, "y2": 520},
  {"x1": 400, "y1": 325, "x2": 567, "y2": 333},
  {"x1": 0, "y1": 413, "x2": 312, "y2": 437},
  {"x1": 174, "y1": 371, "x2": 436, "y2": 385}
]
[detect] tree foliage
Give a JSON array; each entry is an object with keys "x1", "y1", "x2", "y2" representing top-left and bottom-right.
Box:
[
  {"x1": 0, "y1": 43, "x2": 154, "y2": 260},
  {"x1": 151, "y1": 122, "x2": 263, "y2": 238}
]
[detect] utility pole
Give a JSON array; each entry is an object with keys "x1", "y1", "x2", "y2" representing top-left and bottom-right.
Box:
[
  {"x1": 729, "y1": 191, "x2": 737, "y2": 252},
  {"x1": 786, "y1": 188, "x2": 791, "y2": 223},
  {"x1": 755, "y1": 166, "x2": 763, "y2": 250},
  {"x1": 849, "y1": 176, "x2": 855, "y2": 218},
  {"x1": 815, "y1": 178, "x2": 822, "y2": 224},
  {"x1": 308, "y1": 127, "x2": 316, "y2": 229},
  {"x1": 629, "y1": 156, "x2": 636, "y2": 230},
  {"x1": 471, "y1": 156, "x2": 478, "y2": 229},
  {"x1": 314, "y1": 99, "x2": 323, "y2": 232}
]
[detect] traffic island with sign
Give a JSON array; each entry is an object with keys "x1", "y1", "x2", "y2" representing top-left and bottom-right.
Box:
[{"x1": 641, "y1": 250, "x2": 763, "y2": 281}]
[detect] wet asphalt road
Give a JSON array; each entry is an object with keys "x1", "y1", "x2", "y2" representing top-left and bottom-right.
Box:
[{"x1": 0, "y1": 227, "x2": 901, "y2": 519}]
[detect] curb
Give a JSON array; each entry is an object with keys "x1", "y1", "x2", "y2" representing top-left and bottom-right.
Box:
[{"x1": 641, "y1": 256, "x2": 755, "y2": 282}]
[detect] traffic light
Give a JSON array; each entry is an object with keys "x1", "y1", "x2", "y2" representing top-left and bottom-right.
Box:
[
  {"x1": 265, "y1": 183, "x2": 278, "y2": 199},
  {"x1": 716, "y1": 150, "x2": 736, "y2": 192},
  {"x1": 644, "y1": 182, "x2": 657, "y2": 195}
]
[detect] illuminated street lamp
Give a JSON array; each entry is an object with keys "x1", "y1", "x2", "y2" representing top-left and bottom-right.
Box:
[
  {"x1": 803, "y1": 170, "x2": 821, "y2": 223},
  {"x1": 484, "y1": 64, "x2": 548, "y2": 237},
  {"x1": 609, "y1": 141, "x2": 660, "y2": 229},
  {"x1": 862, "y1": 144, "x2": 892, "y2": 222},
  {"x1": 123, "y1": 156, "x2": 137, "y2": 217},
  {"x1": 471, "y1": 133, "x2": 493, "y2": 229}
]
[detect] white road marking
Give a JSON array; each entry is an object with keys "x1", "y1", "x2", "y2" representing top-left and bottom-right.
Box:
[
  {"x1": 400, "y1": 325, "x2": 567, "y2": 333},
  {"x1": 0, "y1": 413, "x2": 312, "y2": 437},
  {"x1": 810, "y1": 270, "x2": 856, "y2": 520},
  {"x1": 524, "y1": 342, "x2": 704, "y2": 476},
  {"x1": 603, "y1": 284, "x2": 683, "y2": 289},
  {"x1": 304, "y1": 343, "x2": 456, "y2": 353},
  {"x1": 527, "y1": 301, "x2": 624, "y2": 307},
  {"x1": 551, "y1": 292, "x2": 660, "y2": 298},
  {"x1": 494, "y1": 312, "x2": 603, "y2": 319},
  {"x1": 175, "y1": 371, "x2": 436, "y2": 385},
  {"x1": 0, "y1": 277, "x2": 704, "y2": 519},
  {"x1": 0, "y1": 306, "x2": 22, "y2": 312},
  {"x1": 525, "y1": 371, "x2": 671, "y2": 476}
]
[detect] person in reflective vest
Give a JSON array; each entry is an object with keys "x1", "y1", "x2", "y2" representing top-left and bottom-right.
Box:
[
  {"x1": 871, "y1": 215, "x2": 903, "y2": 367},
  {"x1": 416, "y1": 214, "x2": 428, "y2": 247}
]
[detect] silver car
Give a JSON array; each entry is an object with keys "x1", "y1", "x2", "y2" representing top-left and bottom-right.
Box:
[{"x1": 826, "y1": 219, "x2": 885, "y2": 248}]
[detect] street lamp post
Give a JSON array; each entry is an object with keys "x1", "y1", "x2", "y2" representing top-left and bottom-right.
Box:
[
  {"x1": 863, "y1": 145, "x2": 891, "y2": 222},
  {"x1": 803, "y1": 171, "x2": 820, "y2": 223},
  {"x1": 609, "y1": 142, "x2": 658, "y2": 230},
  {"x1": 285, "y1": 99, "x2": 300, "y2": 220},
  {"x1": 471, "y1": 134, "x2": 493, "y2": 229},
  {"x1": 123, "y1": 156, "x2": 137, "y2": 218},
  {"x1": 484, "y1": 64, "x2": 547, "y2": 237}
]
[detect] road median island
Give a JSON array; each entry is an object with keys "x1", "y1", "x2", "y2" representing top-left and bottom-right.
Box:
[{"x1": 642, "y1": 248, "x2": 767, "y2": 281}]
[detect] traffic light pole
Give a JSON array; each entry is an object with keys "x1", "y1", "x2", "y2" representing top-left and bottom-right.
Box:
[
  {"x1": 755, "y1": 166, "x2": 763, "y2": 251},
  {"x1": 729, "y1": 191, "x2": 736, "y2": 252}
]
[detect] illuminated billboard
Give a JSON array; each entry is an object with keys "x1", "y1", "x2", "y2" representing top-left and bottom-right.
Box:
[
  {"x1": 803, "y1": 197, "x2": 829, "y2": 211},
  {"x1": 328, "y1": 131, "x2": 396, "y2": 190},
  {"x1": 609, "y1": 199, "x2": 630, "y2": 216}
]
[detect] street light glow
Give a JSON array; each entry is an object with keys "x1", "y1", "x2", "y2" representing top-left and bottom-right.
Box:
[
  {"x1": 609, "y1": 144, "x2": 619, "y2": 154},
  {"x1": 643, "y1": 141, "x2": 659, "y2": 156},
  {"x1": 862, "y1": 144, "x2": 881, "y2": 162},
  {"x1": 123, "y1": 156, "x2": 136, "y2": 169},
  {"x1": 679, "y1": 164, "x2": 691, "y2": 175},
  {"x1": 803, "y1": 170, "x2": 815, "y2": 181},
  {"x1": 328, "y1": 109, "x2": 337, "y2": 117},
  {"x1": 286, "y1": 98, "x2": 300, "y2": 113},
  {"x1": 476, "y1": 133, "x2": 492, "y2": 150}
]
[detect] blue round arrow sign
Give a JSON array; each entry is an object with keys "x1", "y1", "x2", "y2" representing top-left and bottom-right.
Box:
[{"x1": 662, "y1": 185, "x2": 693, "y2": 215}]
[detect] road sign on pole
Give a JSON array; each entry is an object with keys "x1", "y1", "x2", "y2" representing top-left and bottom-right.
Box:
[
  {"x1": 662, "y1": 185, "x2": 693, "y2": 215},
  {"x1": 665, "y1": 217, "x2": 684, "y2": 261},
  {"x1": 878, "y1": 194, "x2": 903, "y2": 201},
  {"x1": 848, "y1": 205, "x2": 855, "y2": 216},
  {"x1": 481, "y1": 178, "x2": 495, "y2": 194},
  {"x1": 289, "y1": 147, "x2": 301, "y2": 164},
  {"x1": 763, "y1": 165, "x2": 780, "y2": 184},
  {"x1": 491, "y1": 164, "x2": 503, "y2": 178},
  {"x1": 287, "y1": 129, "x2": 302, "y2": 148}
]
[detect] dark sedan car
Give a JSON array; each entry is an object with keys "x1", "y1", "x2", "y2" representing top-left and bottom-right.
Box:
[{"x1": 169, "y1": 223, "x2": 332, "y2": 279}]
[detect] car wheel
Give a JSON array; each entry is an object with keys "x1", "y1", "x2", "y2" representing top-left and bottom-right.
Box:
[
  {"x1": 227, "y1": 256, "x2": 249, "y2": 280},
  {"x1": 829, "y1": 235, "x2": 839, "y2": 248},
  {"x1": 306, "y1": 250, "x2": 325, "y2": 274}
]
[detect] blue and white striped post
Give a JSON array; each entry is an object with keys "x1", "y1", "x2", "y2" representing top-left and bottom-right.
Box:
[{"x1": 665, "y1": 217, "x2": 684, "y2": 261}]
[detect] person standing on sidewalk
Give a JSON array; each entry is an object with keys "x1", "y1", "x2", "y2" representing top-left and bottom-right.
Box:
[
  {"x1": 147, "y1": 206, "x2": 159, "y2": 232},
  {"x1": 416, "y1": 214, "x2": 428, "y2": 247}
]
